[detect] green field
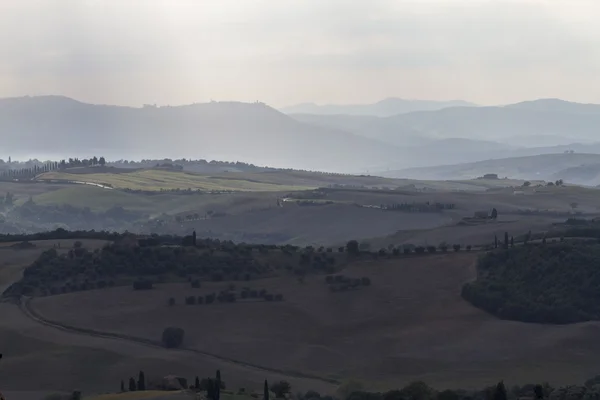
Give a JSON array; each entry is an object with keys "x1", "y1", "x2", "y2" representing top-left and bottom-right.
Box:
[
  {"x1": 30, "y1": 185, "x2": 278, "y2": 215},
  {"x1": 37, "y1": 169, "x2": 316, "y2": 192}
]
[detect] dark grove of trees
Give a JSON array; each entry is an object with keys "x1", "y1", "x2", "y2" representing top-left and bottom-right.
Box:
[
  {"x1": 4, "y1": 237, "x2": 274, "y2": 297},
  {"x1": 462, "y1": 241, "x2": 600, "y2": 324}
]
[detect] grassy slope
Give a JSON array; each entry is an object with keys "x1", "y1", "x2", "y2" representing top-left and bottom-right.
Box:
[{"x1": 32, "y1": 252, "x2": 600, "y2": 390}]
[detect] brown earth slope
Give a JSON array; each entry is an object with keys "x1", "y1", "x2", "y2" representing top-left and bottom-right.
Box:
[{"x1": 30, "y1": 253, "x2": 600, "y2": 390}]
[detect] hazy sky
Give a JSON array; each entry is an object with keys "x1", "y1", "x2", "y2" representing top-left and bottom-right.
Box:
[{"x1": 1, "y1": 0, "x2": 600, "y2": 107}]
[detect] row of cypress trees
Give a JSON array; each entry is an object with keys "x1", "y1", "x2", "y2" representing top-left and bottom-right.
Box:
[{"x1": 120, "y1": 371, "x2": 145, "y2": 392}]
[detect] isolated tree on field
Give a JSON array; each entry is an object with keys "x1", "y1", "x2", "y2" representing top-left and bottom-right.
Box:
[
  {"x1": 491, "y1": 208, "x2": 498, "y2": 219},
  {"x1": 121, "y1": 380, "x2": 125, "y2": 392},
  {"x1": 264, "y1": 380, "x2": 269, "y2": 400},
  {"x1": 346, "y1": 240, "x2": 359, "y2": 255},
  {"x1": 138, "y1": 370, "x2": 145, "y2": 391},
  {"x1": 493, "y1": 381, "x2": 507, "y2": 400},
  {"x1": 129, "y1": 377, "x2": 137, "y2": 391}
]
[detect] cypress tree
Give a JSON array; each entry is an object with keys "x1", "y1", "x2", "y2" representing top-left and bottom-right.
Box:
[
  {"x1": 534, "y1": 384, "x2": 544, "y2": 400},
  {"x1": 121, "y1": 380, "x2": 125, "y2": 392},
  {"x1": 193, "y1": 230, "x2": 197, "y2": 246},
  {"x1": 493, "y1": 381, "x2": 507, "y2": 400},
  {"x1": 494, "y1": 235, "x2": 498, "y2": 249},
  {"x1": 215, "y1": 370, "x2": 221, "y2": 400},
  {"x1": 510, "y1": 236, "x2": 514, "y2": 248},
  {"x1": 138, "y1": 370, "x2": 145, "y2": 391},
  {"x1": 207, "y1": 378, "x2": 214, "y2": 399},
  {"x1": 264, "y1": 380, "x2": 269, "y2": 400},
  {"x1": 129, "y1": 377, "x2": 137, "y2": 391}
]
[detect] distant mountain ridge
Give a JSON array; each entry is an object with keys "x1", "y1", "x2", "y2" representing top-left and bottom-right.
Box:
[
  {"x1": 281, "y1": 97, "x2": 476, "y2": 117},
  {"x1": 6, "y1": 95, "x2": 600, "y2": 174},
  {"x1": 291, "y1": 98, "x2": 600, "y2": 151},
  {"x1": 0, "y1": 95, "x2": 401, "y2": 172}
]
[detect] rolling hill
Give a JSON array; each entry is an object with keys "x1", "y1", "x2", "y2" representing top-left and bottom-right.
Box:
[
  {"x1": 280, "y1": 98, "x2": 476, "y2": 116},
  {"x1": 384, "y1": 153, "x2": 600, "y2": 182},
  {"x1": 0, "y1": 96, "x2": 400, "y2": 173},
  {"x1": 362, "y1": 99, "x2": 600, "y2": 146}
]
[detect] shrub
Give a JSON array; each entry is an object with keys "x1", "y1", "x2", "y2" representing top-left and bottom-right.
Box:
[
  {"x1": 453, "y1": 244, "x2": 461, "y2": 252},
  {"x1": 197, "y1": 296, "x2": 204, "y2": 304},
  {"x1": 346, "y1": 240, "x2": 360, "y2": 255},
  {"x1": 191, "y1": 279, "x2": 201, "y2": 288},
  {"x1": 185, "y1": 296, "x2": 196, "y2": 305},
  {"x1": 162, "y1": 326, "x2": 185, "y2": 348},
  {"x1": 361, "y1": 277, "x2": 371, "y2": 286},
  {"x1": 466, "y1": 245, "x2": 472, "y2": 251},
  {"x1": 168, "y1": 297, "x2": 176, "y2": 306},
  {"x1": 305, "y1": 391, "x2": 321, "y2": 400},
  {"x1": 415, "y1": 246, "x2": 425, "y2": 254},
  {"x1": 403, "y1": 248, "x2": 411, "y2": 255},
  {"x1": 427, "y1": 246, "x2": 436, "y2": 253},
  {"x1": 271, "y1": 381, "x2": 291, "y2": 398}
]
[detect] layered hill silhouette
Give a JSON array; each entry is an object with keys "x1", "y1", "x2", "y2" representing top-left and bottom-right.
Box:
[
  {"x1": 291, "y1": 99, "x2": 600, "y2": 149},
  {"x1": 384, "y1": 153, "x2": 600, "y2": 184},
  {"x1": 281, "y1": 97, "x2": 476, "y2": 117},
  {"x1": 6, "y1": 96, "x2": 600, "y2": 173},
  {"x1": 0, "y1": 96, "x2": 400, "y2": 172}
]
